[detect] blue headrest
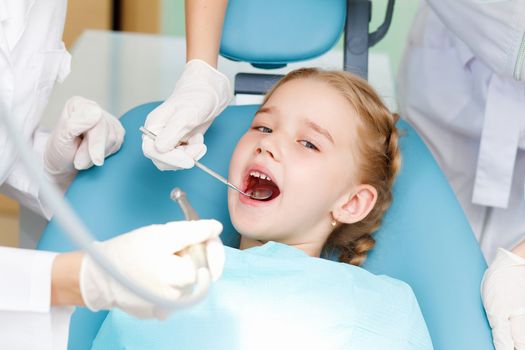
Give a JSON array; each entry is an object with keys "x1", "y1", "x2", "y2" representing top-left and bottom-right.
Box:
[
  {"x1": 38, "y1": 103, "x2": 493, "y2": 349},
  {"x1": 220, "y1": 0, "x2": 346, "y2": 67}
]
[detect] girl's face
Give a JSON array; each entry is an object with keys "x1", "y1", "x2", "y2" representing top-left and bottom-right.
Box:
[{"x1": 228, "y1": 78, "x2": 364, "y2": 254}]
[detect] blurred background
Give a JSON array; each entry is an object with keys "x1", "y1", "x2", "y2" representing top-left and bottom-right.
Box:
[{"x1": 0, "y1": 0, "x2": 420, "y2": 247}]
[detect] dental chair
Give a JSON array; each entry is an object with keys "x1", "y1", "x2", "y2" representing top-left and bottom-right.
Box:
[{"x1": 37, "y1": 0, "x2": 494, "y2": 349}]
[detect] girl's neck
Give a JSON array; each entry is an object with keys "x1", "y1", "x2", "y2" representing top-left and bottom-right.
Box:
[{"x1": 239, "y1": 236, "x2": 324, "y2": 257}]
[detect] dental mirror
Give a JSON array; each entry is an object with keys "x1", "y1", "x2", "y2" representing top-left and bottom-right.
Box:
[
  {"x1": 139, "y1": 127, "x2": 273, "y2": 201},
  {"x1": 246, "y1": 188, "x2": 273, "y2": 201}
]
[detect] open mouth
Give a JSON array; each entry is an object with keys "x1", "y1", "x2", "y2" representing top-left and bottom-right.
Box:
[{"x1": 243, "y1": 169, "x2": 281, "y2": 202}]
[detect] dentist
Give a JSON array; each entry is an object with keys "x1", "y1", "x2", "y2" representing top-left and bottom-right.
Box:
[
  {"x1": 397, "y1": 0, "x2": 525, "y2": 348},
  {"x1": 0, "y1": 0, "x2": 228, "y2": 349}
]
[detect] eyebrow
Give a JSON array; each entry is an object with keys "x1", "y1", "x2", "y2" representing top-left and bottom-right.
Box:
[
  {"x1": 255, "y1": 106, "x2": 274, "y2": 115},
  {"x1": 305, "y1": 119, "x2": 334, "y2": 144},
  {"x1": 256, "y1": 106, "x2": 334, "y2": 144}
]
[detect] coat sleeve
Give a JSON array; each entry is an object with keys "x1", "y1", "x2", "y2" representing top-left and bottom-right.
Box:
[
  {"x1": 0, "y1": 247, "x2": 74, "y2": 349},
  {"x1": 0, "y1": 129, "x2": 56, "y2": 220}
]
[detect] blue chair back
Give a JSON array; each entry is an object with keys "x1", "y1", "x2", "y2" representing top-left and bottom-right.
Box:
[{"x1": 39, "y1": 103, "x2": 493, "y2": 349}]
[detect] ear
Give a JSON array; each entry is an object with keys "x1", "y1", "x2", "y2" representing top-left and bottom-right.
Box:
[{"x1": 332, "y1": 185, "x2": 378, "y2": 225}]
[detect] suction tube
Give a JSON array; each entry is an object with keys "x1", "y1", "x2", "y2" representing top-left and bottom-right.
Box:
[{"x1": 0, "y1": 111, "x2": 211, "y2": 311}]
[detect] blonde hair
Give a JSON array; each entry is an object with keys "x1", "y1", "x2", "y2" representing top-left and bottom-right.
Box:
[{"x1": 262, "y1": 68, "x2": 401, "y2": 266}]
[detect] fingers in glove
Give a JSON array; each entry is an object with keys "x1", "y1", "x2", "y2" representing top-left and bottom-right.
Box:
[
  {"x1": 101, "y1": 117, "x2": 119, "y2": 157},
  {"x1": 174, "y1": 132, "x2": 207, "y2": 161},
  {"x1": 105, "y1": 111, "x2": 125, "y2": 156},
  {"x1": 154, "y1": 109, "x2": 201, "y2": 152},
  {"x1": 142, "y1": 137, "x2": 196, "y2": 170},
  {"x1": 205, "y1": 237, "x2": 225, "y2": 281},
  {"x1": 87, "y1": 109, "x2": 126, "y2": 166},
  {"x1": 181, "y1": 142, "x2": 207, "y2": 162},
  {"x1": 73, "y1": 111, "x2": 125, "y2": 170},
  {"x1": 163, "y1": 254, "x2": 198, "y2": 288},
  {"x1": 72, "y1": 121, "x2": 107, "y2": 169},
  {"x1": 144, "y1": 100, "x2": 174, "y2": 132},
  {"x1": 143, "y1": 102, "x2": 184, "y2": 152},
  {"x1": 63, "y1": 98, "x2": 103, "y2": 139},
  {"x1": 87, "y1": 118, "x2": 108, "y2": 166},
  {"x1": 92, "y1": 111, "x2": 125, "y2": 161},
  {"x1": 64, "y1": 98, "x2": 103, "y2": 169},
  {"x1": 73, "y1": 138, "x2": 93, "y2": 170},
  {"x1": 153, "y1": 219, "x2": 223, "y2": 254}
]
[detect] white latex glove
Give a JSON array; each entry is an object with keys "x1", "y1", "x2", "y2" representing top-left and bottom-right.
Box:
[
  {"x1": 143, "y1": 59, "x2": 232, "y2": 170},
  {"x1": 80, "y1": 219, "x2": 225, "y2": 320},
  {"x1": 44, "y1": 96, "x2": 125, "y2": 187},
  {"x1": 482, "y1": 248, "x2": 525, "y2": 350}
]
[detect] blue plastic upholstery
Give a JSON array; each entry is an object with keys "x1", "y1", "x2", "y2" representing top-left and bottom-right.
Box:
[
  {"x1": 220, "y1": 0, "x2": 346, "y2": 66},
  {"x1": 38, "y1": 103, "x2": 493, "y2": 349},
  {"x1": 363, "y1": 129, "x2": 494, "y2": 349}
]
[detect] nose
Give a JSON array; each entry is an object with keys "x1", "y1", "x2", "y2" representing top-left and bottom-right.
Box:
[{"x1": 255, "y1": 135, "x2": 280, "y2": 161}]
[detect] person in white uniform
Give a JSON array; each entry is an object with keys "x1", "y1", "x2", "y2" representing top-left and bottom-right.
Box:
[
  {"x1": 0, "y1": 0, "x2": 230, "y2": 349},
  {"x1": 397, "y1": 0, "x2": 525, "y2": 348}
]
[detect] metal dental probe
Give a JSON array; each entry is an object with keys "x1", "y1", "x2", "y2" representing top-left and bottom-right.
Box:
[{"x1": 139, "y1": 126, "x2": 272, "y2": 200}]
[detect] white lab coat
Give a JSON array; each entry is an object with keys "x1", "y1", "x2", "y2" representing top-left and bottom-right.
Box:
[
  {"x1": 0, "y1": 0, "x2": 74, "y2": 349},
  {"x1": 397, "y1": 0, "x2": 525, "y2": 262}
]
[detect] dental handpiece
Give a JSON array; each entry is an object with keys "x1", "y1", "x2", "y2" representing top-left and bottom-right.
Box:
[{"x1": 170, "y1": 188, "x2": 209, "y2": 272}]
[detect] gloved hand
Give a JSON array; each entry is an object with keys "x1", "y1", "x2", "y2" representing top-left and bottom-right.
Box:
[
  {"x1": 143, "y1": 59, "x2": 232, "y2": 171},
  {"x1": 44, "y1": 96, "x2": 125, "y2": 188},
  {"x1": 482, "y1": 248, "x2": 525, "y2": 350},
  {"x1": 80, "y1": 219, "x2": 225, "y2": 320}
]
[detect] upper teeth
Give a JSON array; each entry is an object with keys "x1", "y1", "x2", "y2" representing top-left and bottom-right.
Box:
[{"x1": 250, "y1": 171, "x2": 271, "y2": 181}]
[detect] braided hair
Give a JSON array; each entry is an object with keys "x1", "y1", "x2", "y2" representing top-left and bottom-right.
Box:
[{"x1": 262, "y1": 68, "x2": 402, "y2": 266}]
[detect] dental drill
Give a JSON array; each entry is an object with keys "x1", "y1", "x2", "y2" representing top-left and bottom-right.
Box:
[{"x1": 171, "y1": 188, "x2": 211, "y2": 296}]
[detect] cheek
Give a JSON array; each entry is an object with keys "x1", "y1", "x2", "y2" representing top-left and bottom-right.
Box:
[
  {"x1": 228, "y1": 135, "x2": 253, "y2": 180},
  {"x1": 228, "y1": 135, "x2": 254, "y2": 222},
  {"x1": 285, "y1": 157, "x2": 330, "y2": 204},
  {"x1": 286, "y1": 154, "x2": 349, "y2": 203}
]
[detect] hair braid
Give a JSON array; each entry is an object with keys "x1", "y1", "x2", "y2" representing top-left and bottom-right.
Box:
[
  {"x1": 263, "y1": 68, "x2": 402, "y2": 266},
  {"x1": 331, "y1": 110, "x2": 401, "y2": 265}
]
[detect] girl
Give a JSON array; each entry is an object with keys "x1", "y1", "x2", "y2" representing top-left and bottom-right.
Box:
[{"x1": 92, "y1": 68, "x2": 432, "y2": 349}]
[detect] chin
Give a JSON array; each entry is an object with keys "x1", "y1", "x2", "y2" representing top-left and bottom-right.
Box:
[
  {"x1": 231, "y1": 215, "x2": 262, "y2": 236},
  {"x1": 230, "y1": 212, "x2": 275, "y2": 241},
  {"x1": 227, "y1": 162, "x2": 285, "y2": 241}
]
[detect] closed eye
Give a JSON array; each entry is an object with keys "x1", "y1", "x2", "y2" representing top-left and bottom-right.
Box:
[{"x1": 299, "y1": 140, "x2": 319, "y2": 151}]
